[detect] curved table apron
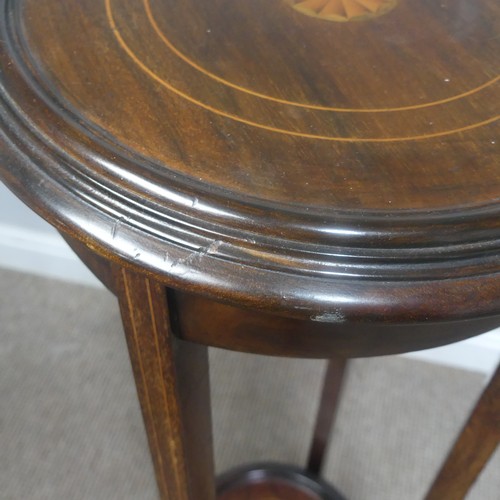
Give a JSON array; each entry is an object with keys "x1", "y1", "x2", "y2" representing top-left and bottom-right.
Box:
[{"x1": 0, "y1": 0, "x2": 499, "y2": 499}]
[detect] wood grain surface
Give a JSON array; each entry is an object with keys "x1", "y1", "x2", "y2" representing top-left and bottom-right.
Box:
[
  {"x1": 15, "y1": 0, "x2": 499, "y2": 209},
  {"x1": 1, "y1": 4, "x2": 498, "y2": 499},
  {"x1": 425, "y1": 363, "x2": 500, "y2": 500},
  {"x1": 115, "y1": 268, "x2": 215, "y2": 500},
  {"x1": 0, "y1": 0, "x2": 499, "y2": 328}
]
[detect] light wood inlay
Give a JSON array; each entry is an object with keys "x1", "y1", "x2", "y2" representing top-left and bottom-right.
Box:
[
  {"x1": 116, "y1": 269, "x2": 216, "y2": 500},
  {"x1": 7, "y1": 0, "x2": 500, "y2": 210},
  {"x1": 104, "y1": 0, "x2": 498, "y2": 143},
  {"x1": 287, "y1": 0, "x2": 397, "y2": 22}
]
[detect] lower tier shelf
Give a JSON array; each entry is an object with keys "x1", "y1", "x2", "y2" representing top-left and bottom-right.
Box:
[{"x1": 217, "y1": 463, "x2": 347, "y2": 500}]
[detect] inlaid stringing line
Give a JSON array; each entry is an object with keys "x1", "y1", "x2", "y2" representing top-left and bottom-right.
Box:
[
  {"x1": 106, "y1": 0, "x2": 499, "y2": 142},
  {"x1": 144, "y1": 0, "x2": 499, "y2": 114},
  {"x1": 121, "y1": 269, "x2": 170, "y2": 497},
  {"x1": 145, "y1": 278, "x2": 189, "y2": 500}
]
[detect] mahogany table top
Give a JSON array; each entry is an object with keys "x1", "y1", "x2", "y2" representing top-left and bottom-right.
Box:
[{"x1": 0, "y1": 0, "x2": 499, "y2": 325}]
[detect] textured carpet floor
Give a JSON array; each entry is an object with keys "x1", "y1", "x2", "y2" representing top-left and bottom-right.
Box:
[{"x1": 0, "y1": 268, "x2": 498, "y2": 500}]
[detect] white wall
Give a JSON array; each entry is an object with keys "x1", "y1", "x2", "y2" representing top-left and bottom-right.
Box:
[
  {"x1": 1, "y1": 181, "x2": 499, "y2": 375},
  {"x1": 0, "y1": 183, "x2": 100, "y2": 286}
]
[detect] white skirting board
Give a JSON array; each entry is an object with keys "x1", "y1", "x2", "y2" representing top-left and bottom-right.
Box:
[
  {"x1": 0, "y1": 223, "x2": 102, "y2": 287},
  {"x1": 1, "y1": 222, "x2": 499, "y2": 376}
]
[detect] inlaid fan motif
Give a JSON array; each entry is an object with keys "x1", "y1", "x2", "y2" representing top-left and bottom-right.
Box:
[{"x1": 287, "y1": 0, "x2": 397, "y2": 22}]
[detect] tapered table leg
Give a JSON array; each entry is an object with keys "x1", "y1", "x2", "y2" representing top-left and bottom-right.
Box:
[
  {"x1": 307, "y1": 357, "x2": 348, "y2": 476},
  {"x1": 116, "y1": 268, "x2": 216, "y2": 500},
  {"x1": 425, "y1": 363, "x2": 500, "y2": 500}
]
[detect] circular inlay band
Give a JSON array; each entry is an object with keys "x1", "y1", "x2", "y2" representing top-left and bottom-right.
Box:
[
  {"x1": 143, "y1": 0, "x2": 498, "y2": 113},
  {"x1": 105, "y1": 0, "x2": 499, "y2": 142}
]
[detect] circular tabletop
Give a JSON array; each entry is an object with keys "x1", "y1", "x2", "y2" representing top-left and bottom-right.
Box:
[{"x1": 0, "y1": 0, "x2": 499, "y2": 324}]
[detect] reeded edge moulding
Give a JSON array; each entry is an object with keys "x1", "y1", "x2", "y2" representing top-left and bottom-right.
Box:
[{"x1": 0, "y1": 0, "x2": 499, "y2": 324}]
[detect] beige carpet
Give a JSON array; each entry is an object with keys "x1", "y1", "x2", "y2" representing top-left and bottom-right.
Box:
[{"x1": 0, "y1": 268, "x2": 498, "y2": 500}]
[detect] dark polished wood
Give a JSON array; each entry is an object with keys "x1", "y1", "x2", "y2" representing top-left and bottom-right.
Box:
[
  {"x1": 425, "y1": 363, "x2": 500, "y2": 500},
  {"x1": 174, "y1": 290, "x2": 500, "y2": 358},
  {"x1": 0, "y1": 0, "x2": 499, "y2": 499},
  {"x1": 0, "y1": 0, "x2": 498, "y2": 327},
  {"x1": 307, "y1": 358, "x2": 348, "y2": 476},
  {"x1": 64, "y1": 244, "x2": 500, "y2": 359},
  {"x1": 115, "y1": 268, "x2": 216, "y2": 500},
  {"x1": 217, "y1": 463, "x2": 346, "y2": 500}
]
